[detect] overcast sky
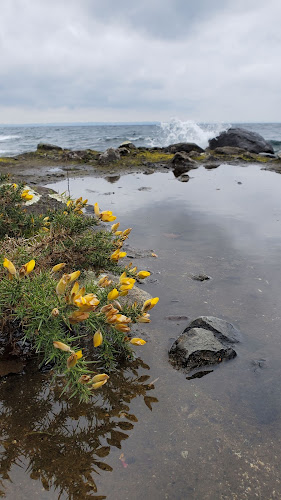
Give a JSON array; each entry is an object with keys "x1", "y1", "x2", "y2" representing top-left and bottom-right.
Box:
[{"x1": 1, "y1": 0, "x2": 280, "y2": 124}]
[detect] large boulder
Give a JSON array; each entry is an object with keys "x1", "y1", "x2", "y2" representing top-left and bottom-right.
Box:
[
  {"x1": 169, "y1": 316, "x2": 241, "y2": 373},
  {"x1": 209, "y1": 128, "x2": 274, "y2": 154},
  {"x1": 166, "y1": 142, "x2": 204, "y2": 154},
  {"x1": 99, "y1": 148, "x2": 120, "y2": 164}
]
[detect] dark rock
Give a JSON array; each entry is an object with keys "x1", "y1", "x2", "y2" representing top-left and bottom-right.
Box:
[
  {"x1": 118, "y1": 141, "x2": 136, "y2": 149},
  {"x1": 188, "y1": 316, "x2": 242, "y2": 343},
  {"x1": 37, "y1": 143, "x2": 63, "y2": 151},
  {"x1": 213, "y1": 146, "x2": 247, "y2": 155},
  {"x1": 171, "y1": 152, "x2": 198, "y2": 177},
  {"x1": 99, "y1": 148, "x2": 120, "y2": 164},
  {"x1": 105, "y1": 175, "x2": 120, "y2": 183},
  {"x1": 169, "y1": 316, "x2": 241, "y2": 373},
  {"x1": 118, "y1": 147, "x2": 131, "y2": 156},
  {"x1": 165, "y1": 316, "x2": 190, "y2": 321},
  {"x1": 166, "y1": 142, "x2": 204, "y2": 154},
  {"x1": 175, "y1": 173, "x2": 190, "y2": 182},
  {"x1": 191, "y1": 274, "x2": 211, "y2": 281},
  {"x1": 209, "y1": 128, "x2": 274, "y2": 154}
]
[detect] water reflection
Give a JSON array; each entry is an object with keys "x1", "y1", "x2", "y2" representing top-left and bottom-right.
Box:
[{"x1": 0, "y1": 358, "x2": 158, "y2": 499}]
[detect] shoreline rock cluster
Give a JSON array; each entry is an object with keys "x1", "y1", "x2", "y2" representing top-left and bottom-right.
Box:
[{"x1": 0, "y1": 127, "x2": 281, "y2": 184}]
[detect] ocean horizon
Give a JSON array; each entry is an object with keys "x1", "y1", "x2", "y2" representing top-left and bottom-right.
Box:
[{"x1": 0, "y1": 119, "x2": 281, "y2": 157}]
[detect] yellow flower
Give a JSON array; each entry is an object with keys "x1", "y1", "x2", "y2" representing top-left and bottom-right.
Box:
[
  {"x1": 98, "y1": 275, "x2": 112, "y2": 287},
  {"x1": 100, "y1": 304, "x2": 115, "y2": 314},
  {"x1": 56, "y1": 274, "x2": 71, "y2": 295},
  {"x1": 142, "y1": 297, "x2": 159, "y2": 312},
  {"x1": 100, "y1": 210, "x2": 116, "y2": 222},
  {"x1": 51, "y1": 308, "x2": 60, "y2": 318},
  {"x1": 67, "y1": 352, "x2": 79, "y2": 369},
  {"x1": 92, "y1": 379, "x2": 108, "y2": 389},
  {"x1": 122, "y1": 228, "x2": 132, "y2": 236},
  {"x1": 110, "y1": 249, "x2": 126, "y2": 261},
  {"x1": 107, "y1": 288, "x2": 119, "y2": 301},
  {"x1": 137, "y1": 313, "x2": 151, "y2": 323},
  {"x1": 3, "y1": 258, "x2": 17, "y2": 277},
  {"x1": 137, "y1": 271, "x2": 151, "y2": 279},
  {"x1": 106, "y1": 314, "x2": 118, "y2": 324},
  {"x1": 53, "y1": 341, "x2": 71, "y2": 352},
  {"x1": 76, "y1": 350, "x2": 83, "y2": 360},
  {"x1": 114, "y1": 231, "x2": 122, "y2": 236},
  {"x1": 114, "y1": 323, "x2": 130, "y2": 333},
  {"x1": 111, "y1": 222, "x2": 120, "y2": 232},
  {"x1": 21, "y1": 189, "x2": 33, "y2": 201},
  {"x1": 94, "y1": 202, "x2": 100, "y2": 216},
  {"x1": 19, "y1": 259, "x2": 35, "y2": 277},
  {"x1": 119, "y1": 278, "x2": 135, "y2": 292},
  {"x1": 42, "y1": 227, "x2": 49, "y2": 232},
  {"x1": 52, "y1": 263, "x2": 66, "y2": 273},
  {"x1": 119, "y1": 271, "x2": 127, "y2": 283},
  {"x1": 115, "y1": 314, "x2": 131, "y2": 324},
  {"x1": 130, "y1": 338, "x2": 146, "y2": 345},
  {"x1": 69, "y1": 311, "x2": 90, "y2": 324},
  {"x1": 78, "y1": 375, "x2": 91, "y2": 384},
  {"x1": 93, "y1": 330, "x2": 103, "y2": 347},
  {"x1": 68, "y1": 270, "x2": 81, "y2": 282},
  {"x1": 91, "y1": 373, "x2": 109, "y2": 383},
  {"x1": 74, "y1": 293, "x2": 100, "y2": 312}
]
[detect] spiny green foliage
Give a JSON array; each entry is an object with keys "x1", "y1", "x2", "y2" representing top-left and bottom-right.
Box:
[
  {"x1": 0, "y1": 178, "x2": 45, "y2": 238},
  {"x1": 0, "y1": 268, "x2": 144, "y2": 400},
  {"x1": 0, "y1": 178, "x2": 155, "y2": 401}
]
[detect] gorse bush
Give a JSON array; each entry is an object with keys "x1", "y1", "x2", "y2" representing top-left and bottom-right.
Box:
[{"x1": 0, "y1": 181, "x2": 159, "y2": 400}]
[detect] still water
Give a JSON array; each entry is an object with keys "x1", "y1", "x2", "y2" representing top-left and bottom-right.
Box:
[{"x1": 1, "y1": 164, "x2": 281, "y2": 499}]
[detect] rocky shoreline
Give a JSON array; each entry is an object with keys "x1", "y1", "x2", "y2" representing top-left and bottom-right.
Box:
[{"x1": 0, "y1": 127, "x2": 280, "y2": 185}]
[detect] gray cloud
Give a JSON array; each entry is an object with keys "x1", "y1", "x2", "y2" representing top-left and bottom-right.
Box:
[{"x1": 0, "y1": 0, "x2": 280, "y2": 123}]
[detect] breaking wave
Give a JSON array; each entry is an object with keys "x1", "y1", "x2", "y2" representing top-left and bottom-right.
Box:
[
  {"x1": 149, "y1": 118, "x2": 229, "y2": 149},
  {"x1": 0, "y1": 134, "x2": 20, "y2": 141}
]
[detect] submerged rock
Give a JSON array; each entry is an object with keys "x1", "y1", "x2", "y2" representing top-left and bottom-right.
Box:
[
  {"x1": 209, "y1": 128, "x2": 274, "y2": 154},
  {"x1": 169, "y1": 316, "x2": 241, "y2": 373}
]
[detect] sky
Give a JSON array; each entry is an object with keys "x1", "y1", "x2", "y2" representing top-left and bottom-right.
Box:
[{"x1": 1, "y1": 0, "x2": 281, "y2": 124}]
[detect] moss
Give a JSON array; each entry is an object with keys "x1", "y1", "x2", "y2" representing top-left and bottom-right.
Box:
[
  {"x1": 116, "y1": 150, "x2": 173, "y2": 167},
  {"x1": 0, "y1": 157, "x2": 16, "y2": 164},
  {"x1": 255, "y1": 155, "x2": 271, "y2": 163},
  {"x1": 192, "y1": 154, "x2": 207, "y2": 161}
]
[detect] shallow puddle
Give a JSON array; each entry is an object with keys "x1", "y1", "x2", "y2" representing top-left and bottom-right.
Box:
[{"x1": 2, "y1": 164, "x2": 281, "y2": 499}]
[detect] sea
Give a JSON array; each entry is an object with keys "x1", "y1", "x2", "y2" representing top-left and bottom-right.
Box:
[{"x1": 0, "y1": 119, "x2": 280, "y2": 157}]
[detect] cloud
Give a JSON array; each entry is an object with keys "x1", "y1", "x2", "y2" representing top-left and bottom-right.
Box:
[{"x1": 0, "y1": 0, "x2": 280, "y2": 122}]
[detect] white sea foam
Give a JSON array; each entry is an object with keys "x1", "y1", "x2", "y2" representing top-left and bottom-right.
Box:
[
  {"x1": 0, "y1": 134, "x2": 20, "y2": 141},
  {"x1": 149, "y1": 118, "x2": 229, "y2": 149}
]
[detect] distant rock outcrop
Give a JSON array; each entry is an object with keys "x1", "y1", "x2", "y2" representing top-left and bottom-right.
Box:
[
  {"x1": 209, "y1": 128, "x2": 274, "y2": 154},
  {"x1": 37, "y1": 143, "x2": 63, "y2": 151}
]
